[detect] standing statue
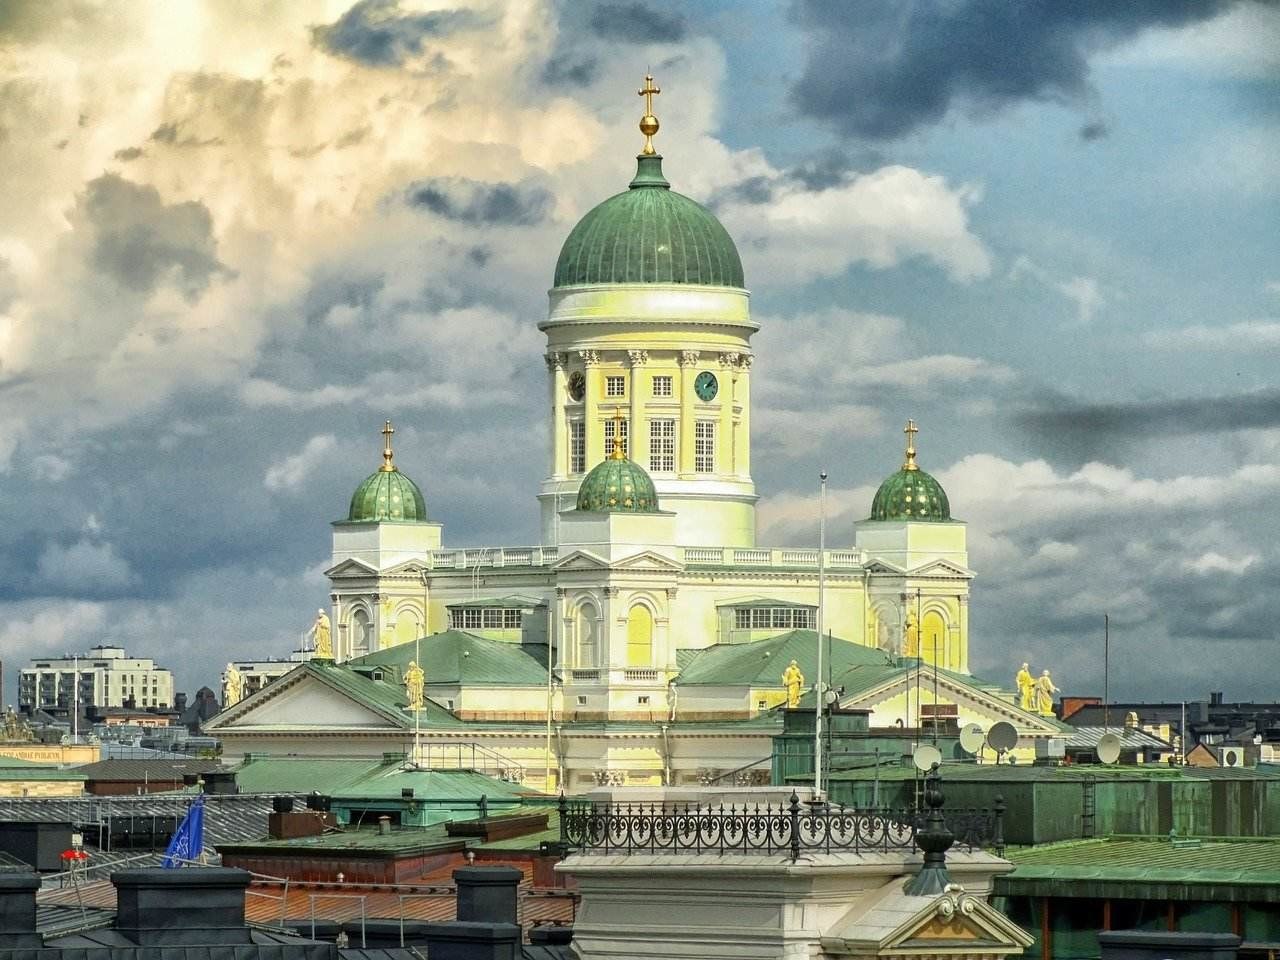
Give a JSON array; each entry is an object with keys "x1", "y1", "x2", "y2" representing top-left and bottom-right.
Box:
[
  {"x1": 404, "y1": 660, "x2": 425, "y2": 711},
  {"x1": 309, "y1": 609, "x2": 333, "y2": 659},
  {"x1": 781, "y1": 659, "x2": 805, "y2": 709},
  {"x1": 1016, "y1": 662, "x2": 1035, "y2": 711},
  {"x1": 224, "y1": 663, "x2": 245, "y2": 707},
  {"x1": 1035, "y1": 669, "x2": 1060, "y2": 717},
  {"x1": 904, "y1": 612, "x2": 919, "y2": 657}
]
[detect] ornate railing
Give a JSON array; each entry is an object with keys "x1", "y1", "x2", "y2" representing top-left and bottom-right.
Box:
[{"x1": 555, "y1": 790, "x2": 1004, "y2": 862}]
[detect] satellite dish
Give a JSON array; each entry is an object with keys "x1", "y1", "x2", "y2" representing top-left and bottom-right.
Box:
[
  {"x1": 959, "y1": 723, "x2": 986, "y2": 754},
  {"x1": 987, "y1": 721, "x2": 1018, "y2": 754},
  {"x1": 912, "y1": 744, "x2": 942, "y2": 771},
  {"x1": 1097, "y1": 733, "x2": 1122, "y2": 765}
]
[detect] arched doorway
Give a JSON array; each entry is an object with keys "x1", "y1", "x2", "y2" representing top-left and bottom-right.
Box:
[
  {"x1": 576, "y1": 602, "x2": 598, "y2": 667},
  {"x1": 922, "y1": 611, "x2": 947, "y2": 667}
]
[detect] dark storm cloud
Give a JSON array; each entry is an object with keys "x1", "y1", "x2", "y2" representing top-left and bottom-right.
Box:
[
  {"x1": 81, "y1": 174, "x2": 226, "y2": 299},
  {"x1": 788, "y1": 0, "x2": 1241, "y2": 140},
  {"x1": 1016, "y1": 388, "x2": 1280, "y2": 465},
  {"x1": 404, "y1": 177, "x2": 554, "y2": 226},
  {"x1": 313, "y1": 0, "x2": 485, "y2": 67},
  {"x1": 589, "y1": 2, "x2": 686, "y2": 43},
  {"x1": 1079, "y1": 120, "x2": 1109, "y2": 142},
  {"x1": 542, "y1": 54, "x2": 600, "y2": 87}
]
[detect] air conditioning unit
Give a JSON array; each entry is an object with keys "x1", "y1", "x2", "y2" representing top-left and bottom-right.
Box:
[
  {"x1": 1218, "y1": 747, "x2": 1244, "y2": 768},
  {"x1": 1035, "y1": 737, "x2": 1066, "y2": 759}
]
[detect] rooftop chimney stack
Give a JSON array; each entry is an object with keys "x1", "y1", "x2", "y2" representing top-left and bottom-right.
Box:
[
  {"x1": 0, "y1": 874, "x2": 43, "y2": 948},
  {"x1": 112, "y1": 867, "x2": 253, "y2": 945}
]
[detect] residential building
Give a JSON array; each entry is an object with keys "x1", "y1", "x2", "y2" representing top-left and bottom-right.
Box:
[{"x1": 18, "y1": 645, "x2": 175, "y2": 712}]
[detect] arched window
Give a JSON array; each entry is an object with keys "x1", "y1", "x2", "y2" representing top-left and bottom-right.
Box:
[
  {"x1": 627, "y1": 605, "x2": 654, "y2": 667},
  {"x1": 922, "y1": 611, "x2": 947, "y2": 667},
  {"x1": 350, "y1": 609, "x2": 371, "y2": 659},
  {"x1": 576, "y1": 602, "x2": 598, "y2": 667}
]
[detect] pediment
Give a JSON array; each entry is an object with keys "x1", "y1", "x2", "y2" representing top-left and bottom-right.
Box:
[
  {"x1": 842, "y1": 671, "x2": 1063, "y2": 735},
  {"x1": 383, "y1": 558, "x2": 430, "y2": 576},
  {"x1": 863, "y1": 559, "x2": 907, "y2": 576},
  {"x1": 553, "y1": 550, "x2": 609, "y2": 571},
  {"x1": 831, "y1": 882, "x2": 1033, "y2": 955},
  {"x1": 612, "y1": 550, "x2": 683, "y2": 571},
  {"x1": 324, "y1": 558, "x2": 379, "y2": 578},
  {"x1": 204, "y1": 669, "x2": 401, "y2": 732},
  {"x1": 907, "y1": 558, "x2": 975, "y2": 579}
]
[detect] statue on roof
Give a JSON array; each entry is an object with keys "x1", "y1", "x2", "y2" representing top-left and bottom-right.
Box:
[
  {"x1": 904, "y1": 611, "x2": 919, "y2": 658},
  {"x1": 1, "y1": 705, "x2": 32, "y2": 742},
  {"x1": 404, "y1": 660, "x2": 425, "y2": 711},
  {"x1": 782, "y1": 659, "x2": 805, "y2": 709},
  {"x1": 309, "y1": 609, "x2": 333, "y2": 660},
  {"x1": 1035, "y1": 669, "x2": 1059, "y2": 717},
  {"x1": 224, "y1": 663, "x2": 244, "y2": 708},
  {"x1": 1016, "y1": 662, "x2": 1034, "y2": 712}
]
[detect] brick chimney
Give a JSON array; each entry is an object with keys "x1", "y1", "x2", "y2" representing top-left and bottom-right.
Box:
[
  {"x1": 112, "y1": 867, "x2": 253, "y2": 945},
  {"x1": 0, "y1": 874, "x2": 42, "y2": 948}
]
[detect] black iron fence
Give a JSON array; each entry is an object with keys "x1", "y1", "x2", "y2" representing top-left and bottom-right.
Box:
[{"x1": 556, "y1": 791, "x2": 1005, "y2": 862}]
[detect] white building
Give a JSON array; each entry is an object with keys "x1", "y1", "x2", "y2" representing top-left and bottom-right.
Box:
[{"x1": 19, "y1": 644, "x2": 175, "y2": 712}]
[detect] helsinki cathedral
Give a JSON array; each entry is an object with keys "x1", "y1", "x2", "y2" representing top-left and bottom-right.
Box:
[{"x1": 208, "y1": 79, "x2": 1065, "y2": 790}]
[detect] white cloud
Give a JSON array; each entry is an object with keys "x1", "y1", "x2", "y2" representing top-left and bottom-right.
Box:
[
  {"x1": 264, "y1": 434, "x2": 337, "y2": 492},
  {"x1": 1142, "y1": 320, "x2": 1280, "y2": 350},
  {"x1": 36, "y1": 538, "x2": 133, "y2": 590},
  {"x1": 1101, "y1": 4, "x2": 1280, "y2": 78},
  {"x1": 1184, "y1": 551, "x2": 1258, "y2": 576},
  {"x1": 720, "y1": 165, "x2": 992, "y2": 284}
]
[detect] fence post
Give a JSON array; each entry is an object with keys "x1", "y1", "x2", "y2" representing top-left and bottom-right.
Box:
[
  {"x1": 788, "y1": 791, "x2": 801, "y2": 862},
  {"x1": 993, "y1": 794, "x2": 1006, "y2": 858}
]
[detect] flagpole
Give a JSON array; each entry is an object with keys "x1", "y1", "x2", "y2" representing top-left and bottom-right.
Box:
[{"x1": 814, "y1": 471, "x2": 827, "y2": 801}]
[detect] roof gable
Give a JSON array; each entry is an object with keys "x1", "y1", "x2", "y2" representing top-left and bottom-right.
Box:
[
  {"x1": 349, "y1": 631, "x2": 548, "y2": 686},
  {"x1": 323, "y1": 558, "x2": 379, "y2": 578},
  {"x1": 676, "y1": 631, "x2": 890, "y2": 687}
]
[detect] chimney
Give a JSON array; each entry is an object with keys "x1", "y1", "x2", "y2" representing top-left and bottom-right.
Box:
[
  {"x1": 112, "y1": 867, "x2": 253, "y2": 945},
  {"x1": 378, "y1": 816, "x2": 392, "y2": 836},
  {"x1": 0, "y1": 874, "x2": 42, "y2": 948},
  {"x1": 455, "y1": 866, "x2": 522, "y2": 925}
]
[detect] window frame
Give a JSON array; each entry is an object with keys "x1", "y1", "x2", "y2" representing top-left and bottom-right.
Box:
[
  {"x1": 605, "y1": 375, "x2": 626, "y2": 398},
  {"x1": 694, "y1": 420, "x2": 716, "y2": 473},
  {"x1": 652, "y1": 374, "x2": 673, "y2": 397},
  {"x1": 649, "y1": 418, "x2": 675, "y2": 473}
]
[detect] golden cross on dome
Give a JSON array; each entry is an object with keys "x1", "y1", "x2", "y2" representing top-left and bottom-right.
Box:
[
  {"x1": 637, "y1": 73, "x2": 661, "y2": 155},
  {"x1": 610, "y1": 408, "x2": 627, "y2": 460},
  {"x1": 903, "y1": 419, "x2": 919, "y2": 471},
  {"x1": 381, "y1": 419, "x2": 397, "y2": 472}
]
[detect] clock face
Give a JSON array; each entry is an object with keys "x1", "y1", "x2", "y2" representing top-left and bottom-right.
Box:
[
  {"x1": 567, "y1": 371, "x2": 585, "y2": 402},
  {"x1": 694, "y1": 370, "x2": 719, "y2": 402}
]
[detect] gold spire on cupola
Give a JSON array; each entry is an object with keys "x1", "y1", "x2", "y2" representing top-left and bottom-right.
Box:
[
  {"x1": 903, "y1": 419, "x2": 919, "y2": 471},
  {"x1": 610, "y1": 408, "x2": 627, "y2": 460},
  {"x1": 638, "y1": 73, "x2": 661, "y2": 155},
  {"x1": 380, "y1": 419, "x2": 398, "y2": 472}
]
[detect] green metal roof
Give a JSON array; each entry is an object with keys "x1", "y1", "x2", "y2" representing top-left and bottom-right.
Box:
[
  {"x1": 303, "y1": 659, "x2": 466, "y2": 728},
  {"x1": 346, "y1": 467, "x2": 427, "y2": 523},
  {"x1": 217, "y1": 822, "x2": 459, "y2": 855},
  {"x1": 822, "y1": 763, "x2": 1280, "y2": 783},
  {"x1": 575, "y1": 453, "x2": 659, "y2": 513},
  {"x1": 330, "y1": 767, "x2": 534, "y2": 802},
  {"x1": 553, "y1": 155, "x2": 745, "y2": 289},
  {"x1": 869, "y1": 467, "x2": 952, "y2": 522},
  {"x1": 349, "y1": 630, "x2": 549, "y2": 686},
  {"x1": 999, "y1": 838, "x2": 1280, "y2": 901},
  {"x1": 0, "y1": 756, "x2": 86, "y2": 782},
  {"x1": 675, "y1": 630, "x2": 891, "y2": 686},
  {"x1": 232, "y1": 756, "x2": 393, "y2": 794}
]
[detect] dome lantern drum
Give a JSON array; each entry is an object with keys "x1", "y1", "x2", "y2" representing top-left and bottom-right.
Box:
[
  {"x1": 868, "y1": 420, "x2": 953, "y2": 522},
  {"x1": 576, "y1": 416, "x2": 660, "y2": 513},
  {"x1": 346, "y1": 420, "x2": 429, "y2": 523}
]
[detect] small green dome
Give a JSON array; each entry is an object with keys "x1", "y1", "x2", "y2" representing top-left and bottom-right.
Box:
[
  {"x1": 349, "y1": 468, "x2": 427, "y2": 522},
  {"x1": 868, "y1": 420, "x2": 952, "y2": 522},
  {"x1": 576, "y1": 450, "x2": 659, "y2": 513},
  {"x1": 553, "y1": 155, "x2": 745, "y2": 289},
  {"x1": 869, "y1": 468, "x2": 951, "y2": 522},
  {"x1": 346, "y1": 420, "x2": 428, "y2": 522}
]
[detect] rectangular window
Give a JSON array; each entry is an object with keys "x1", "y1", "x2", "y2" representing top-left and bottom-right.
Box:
[
  {"x1": 649, "y1": 418, "x2": 675, "y2": 472},
  {"x1": 482, "y1": 608, "x2": 502, "y2": 629},
  {"x1": 751, "y1": 608, "x2": 771, "y2": 629},
  {"x1": 652, "y1": 375, "x2": 673, "y2": 397},
  {"x1": 577, "y1": 695, "x2": 588, "y2": 706},
  {"x1": 795, "y1": 609, "x2": 813, "y2": 629},
  {"x1": 603, "y1": 416, "x2": 629, "y2": 457},
  {"x1": 638, "y1": 695, "x2": 651, "y2": 705},
  {"x1": 757, "y1": 699, "x2": 768, "y2": 710},
  {"x1": 695, "y1": 420, "x2": 715, "y2": 473},
  {"x1": 734, "y1": 609, "x2": 752, "y2": 630},
  {"x1": 569, "y1": 420, "x2": 585, "y2": 473},
  {"x1": 605, "y1": 375, "x2": 626, "y2": 397},
  {"x1": 503, "y1": 608, "x2": 522, "y2": 629},
  {"x1": 772, "y1": 608, "x2": 792, "y2": 629},
  {"x1": 462, "y1": 608, "x2": 482, "y2": 630}
]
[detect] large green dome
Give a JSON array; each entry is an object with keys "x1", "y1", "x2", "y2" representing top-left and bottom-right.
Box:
[
  {"x1": 576, "y1": 445, "x2": 659, "y2": 513},
  {"x1": 553, "y1": 155, "x2": 745, "y2": 289},
  {"x1": 868, "y1": 421, "x2": 952, "y2": 522},
  {"x1": 346, "y1": 420, "x2": 428, "y2": 523}
]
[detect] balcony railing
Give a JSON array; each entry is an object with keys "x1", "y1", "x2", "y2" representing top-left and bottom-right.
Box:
[
  {"x1": 421, "y1": 546, "x2": 867, "y2": 573},
  {"x1": 622, "y1": 668, "x2": 660, "y2": 682}
]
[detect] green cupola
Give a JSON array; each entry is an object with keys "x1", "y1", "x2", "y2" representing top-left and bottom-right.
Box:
[
  {"x1": 553, "y1": 75, "x2": 744, "y2": 290},
  {"x1": 868, "y1": 420, "x2": 952, "y2": 522},
  {"x1": 347, "y1": 420, "x2": 428, "y2": 523},
  {"x1": 576, "y1": 415, "x2": 659, "y2": 513}
]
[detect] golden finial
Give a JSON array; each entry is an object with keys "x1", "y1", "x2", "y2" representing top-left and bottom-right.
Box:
[
  {"x1": 610, "y1": 408, "x2": 626, "y2": 460},
  {"x1": 380, "y1": 419, "x2": 397, "y2": 472},
  {"x1": 903, "y1": 419, "x2": 919, "y2": 471},
  {"x1": 638, "y1": 73, "x2": 661, "y2": 155}
]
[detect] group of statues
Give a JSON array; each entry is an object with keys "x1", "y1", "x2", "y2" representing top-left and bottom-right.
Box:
[
  {"x1": 1016, "y1": 662, "x2": 1059, "y2": 716},
  {"x1": 2, "y1": 706, "x2": 33, "y2": 742}
]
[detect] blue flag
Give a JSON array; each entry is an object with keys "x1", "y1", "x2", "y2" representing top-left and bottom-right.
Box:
[{"x1": 161, "y1": 795, "x2": 205, "y2": 868}]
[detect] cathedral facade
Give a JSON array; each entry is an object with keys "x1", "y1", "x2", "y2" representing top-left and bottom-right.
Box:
[{"x1": 207, "y1": 87, "x2": 1064, "y2": 790}]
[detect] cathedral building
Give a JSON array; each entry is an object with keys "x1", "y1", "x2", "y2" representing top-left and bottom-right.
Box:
[{"x1": 207, "y1": 81, "x2": 1065, "y2": 789}]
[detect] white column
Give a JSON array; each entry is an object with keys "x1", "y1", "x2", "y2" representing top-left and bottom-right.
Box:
[
  {"x1": 582, "y1": 350, "x2": 603, "y2": 467},
  {"x1": 628, "y1": 350, "x2": 647, "y2": 465},
  {"x1": 718, "y1": 353, "x2": 738, "y2": 476},
  {"x1": 678, "y1": 350, "x2": 699, "y2": 476},
  {"x1": 548, "y1": 353, "x2": 567, "y2": 478},
  {"x1": 737, "y1": 355, "x2": 752, "y2": 479}
]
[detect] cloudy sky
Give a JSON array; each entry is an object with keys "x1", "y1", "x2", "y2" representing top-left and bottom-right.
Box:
[{"x1": 1, "y1": 0, "x2": 1278, "y2": 706}]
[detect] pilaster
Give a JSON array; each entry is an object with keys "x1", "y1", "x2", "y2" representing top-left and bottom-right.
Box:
[
  {"x1": 628, "y1": 350, "x2": 647, "y2": 468},
  {"x1": 581, "y1": 350, "x2": 602, "y2": 466},
  {"x1": 678, "y1": 350, "x2": 699, "y2": 477},
  {"x1": 717, "y1": 352, "x2": 738, "y2": 476},
  {"x1": 547, "y1": 352, "x2": 567, "y2": 478}
]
